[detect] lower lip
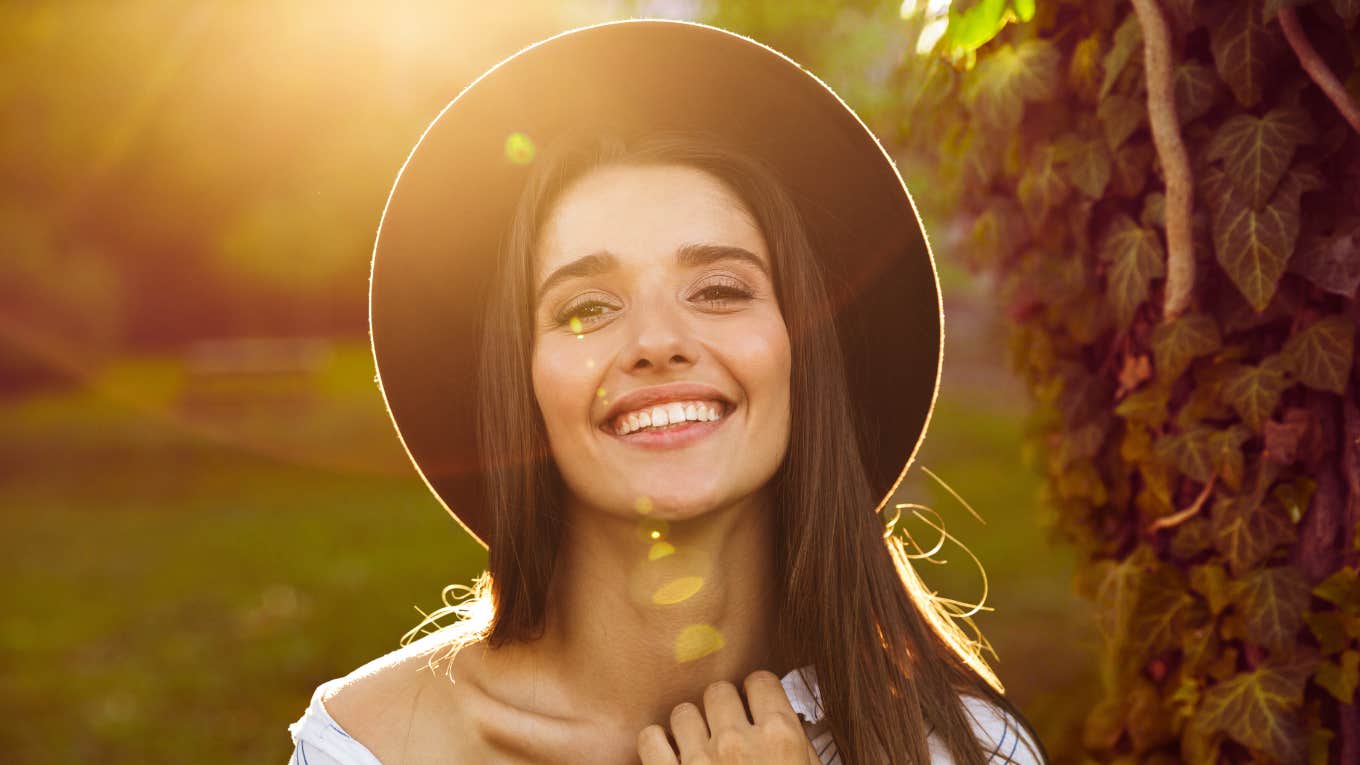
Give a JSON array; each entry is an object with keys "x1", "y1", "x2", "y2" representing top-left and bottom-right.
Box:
[{"x1": 601, "y1": 411, "x2": 730, "y2": 450}]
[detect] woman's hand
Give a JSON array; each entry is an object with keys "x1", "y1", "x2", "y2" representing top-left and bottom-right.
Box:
[{"x1": 637, "y1": 670, "x2": 821, "y2": 764}]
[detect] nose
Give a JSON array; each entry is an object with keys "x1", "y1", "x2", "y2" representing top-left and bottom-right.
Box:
[{"x1": 618, "y1": 300, "x2": 699, "y2": 373}]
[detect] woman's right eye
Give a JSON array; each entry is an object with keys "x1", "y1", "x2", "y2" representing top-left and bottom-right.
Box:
[{"x1": 555, "y1": 299, "x2": 617, "y2": 328}]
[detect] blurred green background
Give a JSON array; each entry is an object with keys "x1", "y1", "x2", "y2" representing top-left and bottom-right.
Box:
[{"x1": 0, "y1": 1, "x2": 1095, "y2": 762}]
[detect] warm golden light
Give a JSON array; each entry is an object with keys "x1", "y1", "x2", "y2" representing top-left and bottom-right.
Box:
[
  {"x1": 504, "y1": 131, "x2": 535, "y2": 165},
  {"x1": 674, "y1": 624, "x2": 725, "y2": 663},
  {"x1": 634, "y1": 495, "x2": 654, "y2": 514},
  {"x1": 652, "y1": 576, "x2": 704, "y2": 605},
  {"x1": 648, "y1": 541, "x2": 675, "y2": 560}
]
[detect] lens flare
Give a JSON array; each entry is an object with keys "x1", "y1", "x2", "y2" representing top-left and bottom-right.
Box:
[
  {"x1": 674, "y1": 624, "x2": 725, "y2": 663},
  {"x1": 504, "y1": 131, "x2": 535, "y2": 165}
]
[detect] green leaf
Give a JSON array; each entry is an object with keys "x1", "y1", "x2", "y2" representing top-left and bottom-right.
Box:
[
  {"x1": 1208, "y1": 425, "x2": 1251, "y2": 490},
  {"x1": 1098, "y1": 214, "x2": 1165, "y2": 330},
  {"x1": 1100, "y1": 11, "x2": 1143, "y2": 100},
  {"x1": 1222, "y1": 354, "x2": 1292, "y2": 433},
  {"x1": 1111, "y1": 140, "x2": 1154, "y2": 198},
  {"x1": 1212, "y1": 493, "x2": 1297, "y2": 576},
  {"x1": 1012, "y1": 0, "x2": 1035, "y2": 22},
  {"x1": 1304, "y1": 610, "x2": 1348, "y2": 655},
  {"x1": 1195, "y1": 665, "x2": 1307, "y2": 765},
  {"x1": 965, "y1": 40, "x2": 1060, "y2": 131},
  {"x1": 1281, "y1": 315, "x2": 1356, "y2": 394},
  {"x1": 966, "y1": 198, "x2": 1027, "y2": 270},
  {"x1": 1313, "y1": 567, "x2": 1360, "y2": 616},
  {"x1": 1314, "y1": 650, "x2": 1360, "y2": 703},
  {"x1": 1116, "y1": 381, "x2": 1170, "y2": 427},
  {"x1": 1017, "y1": 145, "x2": 1068, "y2": 223},
  {"x1": 1289, "y1": 216, "x2": 1360, "y2": 298},
  {"x1": 1191, "y1": 562, "x2": 1234, "y2": 616},
  {"x1": 1129, "y1": 564, "x2": 1199, "y2": 662},
  {"x1": 1206, "y1": 108, "x2": 1313, "y2": 209},
  {"x1": 1208, "y1": 1, "x2": 1284, "y2": 108},
  {"x1": 1174, "y1": 62, "x2": 1221, "y2": 124},
  {"x1": 1201, "y1": 165, "x2": 1303, "y2": 312},
  {"x1": 1152, "y1": 313, "x2": 1222, "y2": 382},
  {"x1": 1098, "y1": 93, "x2": 1147, "y2": 150},
  {"x1": 1155, "y1": 426, "x2": 1219, "y2": 483},
  {"x1": 945, "y1": 0, "x2": 1009, "y2": 53},
  {"x1": 1055, "y1": 135, "x2": 1111, "y2": 198},
  {"x1": 1231, "y1": 566, "x2": 1310, "y2": 654}
]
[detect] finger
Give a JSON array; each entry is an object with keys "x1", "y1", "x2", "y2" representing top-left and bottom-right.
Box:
[
  {"x1": 743, "y1": 669, "x2": 801, "y2": 725},
  {"x1": 702, "y1": 680, "x2": 750, "y2": 735},
  {"x1": 637, "y1": 724, "x2": 679, "y2": 765},
  {"x1": 669, "y1": 701, "x2": 710, "y2": 761}
]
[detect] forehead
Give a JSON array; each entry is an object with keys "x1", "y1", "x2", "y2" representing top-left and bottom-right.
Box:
[{"x1": 535, "y1": 163, "x2": 768, "y2": 276}]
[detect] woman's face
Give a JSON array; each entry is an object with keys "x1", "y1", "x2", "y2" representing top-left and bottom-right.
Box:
[{"x1": 530, "y1": 163, "x2": 791, "y2": 522}]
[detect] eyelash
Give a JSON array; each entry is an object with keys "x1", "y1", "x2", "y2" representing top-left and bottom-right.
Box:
[{"x1": 553, "y1": 277, "x2": 755, "y2": 328}]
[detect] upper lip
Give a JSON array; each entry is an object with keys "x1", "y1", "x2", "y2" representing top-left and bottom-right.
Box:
[{"x1": 600, "y1": 382, "x2": 734, "y2": 429}]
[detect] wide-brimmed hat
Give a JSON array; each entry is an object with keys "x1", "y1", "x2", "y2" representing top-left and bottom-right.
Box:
[{"x1": 369, "y1": 18, "x2": 942, "y2": 550}]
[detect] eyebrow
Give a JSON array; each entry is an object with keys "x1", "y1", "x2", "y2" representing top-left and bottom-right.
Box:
[{"x1": 536, "y1": 243, "x2": 770, "y2": 300}]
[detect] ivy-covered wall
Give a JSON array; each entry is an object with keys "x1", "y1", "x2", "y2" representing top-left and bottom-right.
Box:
[{"x1": 891, "y1": 0, "x2": 1360, "y2": 762}]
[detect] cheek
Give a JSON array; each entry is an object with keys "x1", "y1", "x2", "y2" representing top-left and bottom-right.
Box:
[
  {"x1": 719, "y1": 314, "x2": 792, "y2": 410},
  {"x1": 531, "y1": 340, "x2": 596, "y2": 433}
]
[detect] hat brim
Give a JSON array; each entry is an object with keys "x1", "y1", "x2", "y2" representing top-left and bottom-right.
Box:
[{"x1": 369, "y1": 19, "x2": 942, "y2": 549}]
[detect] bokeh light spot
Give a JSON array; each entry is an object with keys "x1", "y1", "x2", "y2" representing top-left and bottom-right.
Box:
[
  {"x1": 596, "y1": 386, "x2": 607, "y2": 398},
  {"x1": 505, "y1": 131, "x2": 536, "y2": 165},
  {"x1": 569, "y1": 316, "x2": 583, "y2": 334},
  {"x1": 635, "y1": 516, "x2": 669, "y2": 543},
  {"x1": 674, "y1": 624, "x2": 725, "y2": 663},
  {"x1": 634, "y1": 495, "x2": 653, "y2": 515},
  {"x1": 652, "y1": 576, "x2": 704, "y2": 605},
  {"x1": 648, "y1": 541, "x2": 676, "y2": 560}
]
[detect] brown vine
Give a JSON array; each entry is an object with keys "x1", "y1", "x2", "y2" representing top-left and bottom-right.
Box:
[
  {"x1": 1130, "y1": 0, "x2": 1195, "y2": 321},
  {"x1": 1279, "y1": 7, "x2": 1360, "y2": 134}
]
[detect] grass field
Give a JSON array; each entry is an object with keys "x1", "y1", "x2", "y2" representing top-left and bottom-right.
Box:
[{"x1": 0, "y1": 314, "x2": 1096, "y2": 763}]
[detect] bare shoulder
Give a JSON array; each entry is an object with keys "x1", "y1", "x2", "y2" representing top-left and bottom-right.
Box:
[{"x1": 322, "y1": 631, "x2": 485, "y2": 763}]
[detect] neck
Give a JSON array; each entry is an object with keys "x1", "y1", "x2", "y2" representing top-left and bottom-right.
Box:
[{"x1": 536, "y1": 488, "x2": 788, "y2": 734}]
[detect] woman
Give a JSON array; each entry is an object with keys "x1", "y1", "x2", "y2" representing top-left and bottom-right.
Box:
[{"x1": 288, "y1": 20, "x2": 1049, "y2": 765}]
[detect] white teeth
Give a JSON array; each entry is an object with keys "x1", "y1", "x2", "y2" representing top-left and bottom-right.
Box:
[{"x1": 611, "y1": 399, "x2": 727, "y2": 435}]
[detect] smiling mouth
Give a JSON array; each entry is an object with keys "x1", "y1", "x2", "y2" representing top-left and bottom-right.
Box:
[{"x1": 605, "y1": 399, "x2": 730, "y2": 436}]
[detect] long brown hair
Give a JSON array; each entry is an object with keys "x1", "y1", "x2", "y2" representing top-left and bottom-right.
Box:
[{"x1": 406, "y1": 129, "x2": 1049, "y2": 765}]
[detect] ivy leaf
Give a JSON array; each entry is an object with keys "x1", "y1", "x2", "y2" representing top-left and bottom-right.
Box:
[
  {"x1": 1099, "y1": 11, "x2": 1143, "y2": 100},
  {"x1": 1068, "y1": 33, "x2": 1103, "y2": 103},
  {"x1": 1055, "y1": 135, "x2": 1112, "y2": 199},
  {"x1": 1313, "y1": 567, "x2": 1360, "y2": 616},
  {"x1": 1174, "y1": 62, "x2": 1221, "y2": 124},
  {"x1": 1208, "y1": 1, "x2": 1284, "y2": 108},
  {"x1": 1212, "y1": 493, "x2": 1297, "y2": 576},
  {"x1": 1209, "y1": 425, "x2": 1251, "y2": 491},
  {"x1": 1195, "y1": 664, "x2": 1307, "y2": 765},
  {"x1": 1111, "y1": 140, "x2": 1154, "y2": 198},
  {"x1": 1314, "y1": 650, "x2": 1360, "y2": 703},
  {"x1": 1304, "y1": 610, "x2": 1348, "y2": 654},
  {"x1": 1288, "y1": 217, "x2": 1360, "y2": 298},
  {"x1": 1221, "y1": 354, "x2": 1292, "y2": 433},
  {"x1": 966, "y1": 197, "x2": 1027, "y2": 270},
  {"x1": 1155, "y1": 426, "x2": 1219, "y2": 483},
  {"x1": 1017, "y1": 145, "x2": 1068, "y2": 223},
  {"x1": 1281, "y1": 315, "x2": 1356, "y2": 394},
  {"x1": 945, "y1": 0, "x2": 1009, "y2": 53},
  {"x1": 1098, "y1": 93, "x2": 1147, "y2": 150},
  {"x1": 1191, "y1": 562, "x2": 1234, "y2": 617},
  {"x1": 1206, "y1": 108, "x2": 1313, "y2": 209},
  {"x1": 1129, "y1": 564, "x2": 1200, "y2": 663},
  {"x1": 1152, "y1": 313, "x2": 1222, "y2": 383},
  {"x1": 1201, "y1": 165, "x2": 1303, "y2": 312},
  {"x1": 1098, "y1": 214, "x2": 1165, "y2": 330},
  {"x1": 966, "y1": 40, "x2": 1060, "y2": 131},
  {"x1": 1231, "y1": 565, "x2": 1310, "y2": 654}
]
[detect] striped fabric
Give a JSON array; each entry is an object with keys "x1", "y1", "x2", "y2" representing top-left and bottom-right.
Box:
[{"x1": 288, "y1": 665, "x2": 1042, "y2": 764}]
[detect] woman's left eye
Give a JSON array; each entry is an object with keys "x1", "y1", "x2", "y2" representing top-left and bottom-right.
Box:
[{"x1": 691, "y1": 281, "x2": 754, "y2": 306}]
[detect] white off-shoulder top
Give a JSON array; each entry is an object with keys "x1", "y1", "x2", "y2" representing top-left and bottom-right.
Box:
[{"x1": 287, "y1": 662, "x2": 1044, "y2": 764}]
